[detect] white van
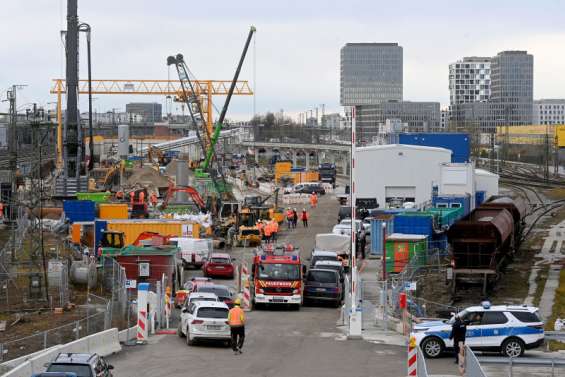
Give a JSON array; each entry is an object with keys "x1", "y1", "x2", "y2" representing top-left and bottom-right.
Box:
[{"x1": 170, "y1": 237, "x2": 213, "y2": 269}]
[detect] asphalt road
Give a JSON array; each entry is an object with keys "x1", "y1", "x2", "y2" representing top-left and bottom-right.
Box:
[{"x1": 107, "y1": 189, "x2": 460, "y2": 377}]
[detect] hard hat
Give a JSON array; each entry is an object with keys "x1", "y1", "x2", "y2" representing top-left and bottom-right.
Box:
[
  {"x1": 234, "y1": 298, "x2": 241, "y2": 306},
  {"x1": 303, "y1": 208, "x2": 306, "y2": 211}
]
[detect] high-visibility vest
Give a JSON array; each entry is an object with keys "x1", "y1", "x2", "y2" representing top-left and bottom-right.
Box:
[
  {"x1": 257, "y1": 222, "x2": 264, "y2": 232},
  {"x1": 264, "y1": 222, "x2": 273, "y2": 236},
  {"x1": 301, "y1": 211, "x2": 309, "y2": 220},
  {"x1": 0, "y1": 202, "x2": 4, "y2": 218},
  {"x1": 286, "y1": 210, "x2": 293, "y2": 219},
  {"x1": 272, "y1": 221, "x2": 279, "y2": 232},
  {"x1": 228, "y1": 306, "x2": 245, "y2": 326},
  {"x1": 138, "y1": 191, "x2": 145, "y2": 204}
]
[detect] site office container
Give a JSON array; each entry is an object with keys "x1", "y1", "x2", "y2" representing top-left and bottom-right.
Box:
[
  {"x1": 102, "y1": 219, "x2": 200, "y2": 245},
  {"x1": 370, "y1": 215, "x2": 395, "y2": 256},
  {"x1": 393, "y1": 213, "x2": 435, "y2": 238},
  {"x1": 99, "y1": 203, "x2": 129, "y2": 219},
  {"x1": 111, "y1": 246, "x2": 178, "y2": 289},
  {"x1": 276, "y1": 170, "x2": 320, "y2": 184},
  {"x1": 274, "y1": 161, "x2": 292, "y2": 174},
  {"x1": 63, "y1": 200, "x2": 96, "y2": 223},
  {"x1": 432, "y1": 194, "x2": 471, "y2": 216},
  {"x1": 384, "y1": 234, "x2": 428, "y2": 273},
  {"x1": 70, "y1": 221, "x2": 94, "y2": 246},
  {"x1": 475, "y1": 191, "x2": 486, "y2": 208},
  {"x1": 398, "y1": 132, "x2": 470, "y2": 163}
]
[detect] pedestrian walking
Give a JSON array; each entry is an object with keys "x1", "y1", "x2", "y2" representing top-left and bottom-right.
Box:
[
  {"x1": 449, "y1": 314, "x2": 467, "y2": 364},
  {"x1": 292, "y1": 208, "x2": 298, "y2": 229},
  {"x1": 228, "y1": 298, "x2": 246, "y2": 354},
  {"x1": 264, "y1": 221, "x2": 273, "y2": 243},
  {"x1": 301, "y1": 208, "x2": 309, "y2": 227},
  {"x1": 309, "y1": 192, "x2": 318, "y2": 208},
  {"x1": 286, "y1": 208, "x2": 293, "y2": 230},
  {"x1": 271, "y1": 219, "x2": 279, "y2": 242},
  {"x1": 150, "y1": 191, "x2": 158, "y2": 208}
]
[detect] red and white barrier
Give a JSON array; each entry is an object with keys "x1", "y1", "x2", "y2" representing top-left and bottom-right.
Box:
[
  {"x1": 165, "y1": 286, "x2": 172, "y2": 329},
  {"x1": 407, "y1": 336, "x2": 417, "y2": 376},
  {"x1": 241, "y1": 262, "x2": 251, "y2": 311},
  {"x1": 137, "y1": 283, "x2": 149, "y2": 343}
]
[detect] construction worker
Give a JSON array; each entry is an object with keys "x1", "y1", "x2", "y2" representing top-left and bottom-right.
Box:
[
  {"x1": 271, "y1": 219, "x2": 279, "y2": 242},
  {"x1": 129, "y1": 191, "x2": 135, "y2": 206},
  {"x1": 150, "y1": 192, "x2": 158, "y2": 208},
  {"x1": 310, "y1": 192, "x2": 318, "y2": 208},
  {"x1": 286, "y1": 208, "x2": 293, "y2": 230},
  {"x1": 257, "y1": 220, "x2": 264, "y2": 240},
  {"x1": 138, "y1": 191, "x2": 145, "y2": 204},
  {"x1": 263, "y1": 220, "x2": 273, "y2": 243},
  {"x1": 292, "y1": 208, "x2": 298, "y2": 229},
  {"x1": 228, "y1": 298, "x2": 246, "y2": 354},
  {"x1": 301, "y1": 208, "x2": 309, "y2": 228},
  {"x1": 115, "y1": 190, "x2": 124, "y2": 201}
]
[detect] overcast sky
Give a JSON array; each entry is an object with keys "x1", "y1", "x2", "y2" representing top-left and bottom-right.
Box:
[{"x1": 1, "y1": 0, "x2": 564, "y2": 121}]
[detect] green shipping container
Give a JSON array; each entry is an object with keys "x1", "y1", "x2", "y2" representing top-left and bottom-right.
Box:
[
  {"x1": 76, "y1": 192, "x2": 111, "y2": 203},
  {"x1": 385, "y1": 234, "x2": 428, "y2": 273},
  {"x1": 427, "y1": 207, "x2": 464, "y2": 227}
]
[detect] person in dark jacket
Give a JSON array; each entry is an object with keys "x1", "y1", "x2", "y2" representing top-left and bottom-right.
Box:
[{"x1": 449, "y1": 314, "x2": 467, "y2": 364}]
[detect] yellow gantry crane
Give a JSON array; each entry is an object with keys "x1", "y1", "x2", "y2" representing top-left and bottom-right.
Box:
[{"x1": 50, "y1": 79, "x2": 253, "y2": 167}]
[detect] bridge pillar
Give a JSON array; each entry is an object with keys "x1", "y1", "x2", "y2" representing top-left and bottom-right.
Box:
[
  {"x1": 292, "y1": 150, "x2": 297, "y2": 167},
  {"x1": 305, "y1": 152, "x2": 310, "y2": 170}
]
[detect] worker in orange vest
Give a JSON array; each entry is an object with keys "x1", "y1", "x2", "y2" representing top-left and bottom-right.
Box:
[
  {"x1": 263, "y1": 220, "x2": 273, "y2": 243},
  {"x1": 310, "y1": 192, "x2": 318, "y2": 208},
  {"x1": 129, "y1": 191, "x2": 135, "y2": 206},
  {"x1": 228, "y1": 298, "x2": 246, "y2": 354},
  {"x1": 271, "y1": 219, "x2": 279, "y2": 242},
  {"x1": 301, "y1": 208, "x2": 309, "y2": 228},
  {"x1": 115, "y1": 190, "x2": 124, "y2": 201},
  {"x1": 257, "y1": 220, "x2": 264, "y2": 240},
  {"x1": 286, "y1": 208, "x2": 293, "y2": 230},
  {"x1": 138, "y1": 191, "x2": 145, "y2": 204},
  {"x1": 0, "y1": 202, "x2": 4, "y2": 219},
  {"x1": 150, "y1": 192, "x2": 158, "y2": 207}
]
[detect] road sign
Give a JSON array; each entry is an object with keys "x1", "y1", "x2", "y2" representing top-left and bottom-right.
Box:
[
  {"x1": 126, "y1": 279, "x2": 137, "y2": 289},
  {"x1": 404, "y1": 281, "x2": 417, "y2": 291}
]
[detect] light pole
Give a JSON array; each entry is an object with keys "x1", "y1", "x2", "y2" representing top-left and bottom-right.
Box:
[{"x1": 79, "y1": 23, "x2": 93, "y2": 171}]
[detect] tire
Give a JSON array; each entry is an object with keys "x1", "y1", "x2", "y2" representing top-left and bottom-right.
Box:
[
  {"x1": 186, "y1": 327, "x2": 195, "y2": 346},
  {"x1": 421, "y1": 337, "x2": 444, "y2": 359},
  {"x1": 501, "y1": 338, "x2": 524, "y2": 358},
  {"x1": 177, "y1": 323, "x2": 185, "y2": 338}
]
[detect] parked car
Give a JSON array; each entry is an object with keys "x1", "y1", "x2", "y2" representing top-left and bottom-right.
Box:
[
  {"x1": 337, "y1": 219, "x2": 370, "y2": 234},
  {"x1": 44, "y1": 353, "x2": 114, "y2": 377},
  {"x1": 309, "y1": 250, "x2": 339, "y2": 269},
  {"x1": 202, "y1": 253, "x2": 235, "y2": 278},
  {"x1": 193, "y1": 284, "x2": 235, "y2": 308},
  {"x1": 313, "y1": 260, "x2": 345, "y2": 282},
  {"x1": 303, "y1": 269, "x2": 342, "y2": 307},
  {"x1": 183, "y1": 277, "x2": 213, "y2": 291},
  {"x1": 412, "y1": 302, "x2": 544, "y2": 358},
  {"x1": 293, "y1": 182, "x2": 326, "y2": 195},
  {"x1": 337, "y1": 206, "x2": 351, "y2": 223},
  {"x1": 177, "y1": 301, "x2": 231, "y2": 346},
  {"x1": 186, "y1": 292, "x2": 220, "y2": 305}
]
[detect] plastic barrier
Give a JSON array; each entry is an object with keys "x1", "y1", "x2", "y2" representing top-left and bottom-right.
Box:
[
  {"x1": 118, "y1": 326, "x2": 138, "y2": 343},
  {"x1": 281, "y1": 194, "x2": 310, "y2": 205},
  {"x1": 0, "y1": 329, "x2": 122, "y2": 377}
]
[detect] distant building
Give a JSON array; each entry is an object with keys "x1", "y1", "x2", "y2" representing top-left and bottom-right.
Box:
[
  {"x1": 450, "y1": 51, "x2": 533, "y2": 133},
  {"x1": 533, "y1": 99, "x2": 565, "y2": 125},
  {"x1": 440, "y1": 108, "x2": 449, "y2": 130},
  {"x1": 340, "y1": 43, "x2": 403, "y2": 106},
  {"x1": 322, "y1": 113, "x2": 343, "y2": 129},
  {"x1": 356, "y1": 101, "x2": 440, "y2": 145},
  {"x1": 125, "y1": 103, "x2": 162, "y2": 123}
]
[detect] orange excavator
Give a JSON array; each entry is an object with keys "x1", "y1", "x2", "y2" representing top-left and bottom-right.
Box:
[{"x1": 161, "y1": 181, "x2": 207, "y2": 212}]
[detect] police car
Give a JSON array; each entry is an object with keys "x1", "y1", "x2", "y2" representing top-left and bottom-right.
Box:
[{"x1": 412, "y1": 302, "x2": 544, "y2": 358}]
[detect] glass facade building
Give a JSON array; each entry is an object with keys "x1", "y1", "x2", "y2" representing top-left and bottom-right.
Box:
[{"x1": 340, "y1": 43, "x2": 403, "y2": 106}]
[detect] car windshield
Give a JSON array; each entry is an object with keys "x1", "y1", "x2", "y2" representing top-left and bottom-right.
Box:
[
  {"x1": 312, "y1": 255, "x2": 338, "y2": 264},
  {"x1": 196, "y1": 307, "x2": 229, "y2": 319},
  {"x1": 315, "y1": 264, "x2": 341, "y2": 272},
  {"x1": 190, "y1": 297, "x2": 217, "y2": 303},
  {"x1": 258, "y1": 263, "x2": 300, "y2": 280},
  {"x1": 210, "y1": 257, "x2": 230, "y2": 264},
  {"x1": 198, "y1": 286, "x2": 231, "y2": 298},
  {"x1": 47, "y1": 364, "x2": 92, "y2": 377},
  {"x1": 307, "y1": 270, "x2": 337, "y2": 283}
]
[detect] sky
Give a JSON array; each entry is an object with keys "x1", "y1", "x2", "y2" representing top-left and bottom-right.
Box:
[{"x1": 0, "y1": 0, "x2": 564, "y2": 121}]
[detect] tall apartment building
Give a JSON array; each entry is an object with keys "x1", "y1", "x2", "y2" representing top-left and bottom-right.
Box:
[
  {"x1": 449, "y1": 51, "x2": 533, "y2": 133},
  {"x1": 440, "y1": 108, "x2": 449, "y2": 130},
  {"x1": 356, "y1": 101, "x2": 440, "y2": 145},
  {"x1": 340, "y1": 43, "x2": 403, "y2": 106},
  {"x1": 125, "y1": 103, "x2": 162, "y2": 123},
  {"x1": 534, "y1": 99, "x2": 565, "y2": 125}
]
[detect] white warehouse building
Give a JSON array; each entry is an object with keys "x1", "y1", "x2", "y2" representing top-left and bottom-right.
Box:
[{"x1": 356, "y1": 144, "x2": 452, "y2": 208}]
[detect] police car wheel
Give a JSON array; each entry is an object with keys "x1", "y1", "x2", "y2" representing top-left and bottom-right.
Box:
[
  {"x1": 421, "y1": 337, "x2": 443, "y2": 358},
  {"x1": 502, "y1": 338, "x2": 524, "y2": 358}
]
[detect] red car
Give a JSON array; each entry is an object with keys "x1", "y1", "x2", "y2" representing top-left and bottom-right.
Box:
[{"x1": 202, "y1": 253, "x2": 235, "y2": 278}]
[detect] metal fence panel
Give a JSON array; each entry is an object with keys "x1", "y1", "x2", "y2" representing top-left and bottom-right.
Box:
[
  {"x1": 416, "y1": 347, "x2": 429, "y2": 377},
  {"x1": 464, "y1": 345, "x2": 488, "y2": 377}
]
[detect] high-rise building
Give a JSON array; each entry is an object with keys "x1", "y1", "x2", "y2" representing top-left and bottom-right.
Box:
[
  {"x1": 340, "y1": 43, "x2": 403, "y2": 106},
  {"x1": 125, "y1": 103, "x2": 162, "y2": 123},
  {"x1": 534, "y1": 99, "x2": 565, "y2": 125},
  {"x1": 356, "y1": 101, "x2": 440, "y2": 144},
  {"x1": 440, "y1": 108, "x2": 449, "y2": 130},
  {"x1": 449, "y1": 57, "x2": 491, "y2": 105},
  {"x1": 449, "y1": 51, "x2": 533, "y2": 133}
]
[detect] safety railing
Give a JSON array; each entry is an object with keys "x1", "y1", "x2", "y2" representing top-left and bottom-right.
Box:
[
  {"x1": 477, "y1": 356, "x2": 565, "y2": 377},
  {"x1": 464, "y1": 345, "x2": 488, "y2": 377}
]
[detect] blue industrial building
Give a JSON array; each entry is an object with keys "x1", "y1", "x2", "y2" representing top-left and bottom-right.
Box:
[{"x1": 398, "y1": 133, "x2": 470, "y2": 163}]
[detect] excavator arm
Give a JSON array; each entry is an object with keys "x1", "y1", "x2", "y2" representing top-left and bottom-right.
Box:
[{"x1": 161, "y1": 181, "x2": 207, "y2": 212}]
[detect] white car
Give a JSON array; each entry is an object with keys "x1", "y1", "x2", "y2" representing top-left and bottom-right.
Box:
[
  {"x1": 186, "y1": 292, "x2": 219, "y2": 305},
  {"x1": 412, "y1": 302, "x2": 544, "y2": 358},
  {"x1": 178, "y1": 301, "x2": 231, "y2": 346},
  {"x1": 337, "y1": 219, "x2": 371, "y2": 234}
]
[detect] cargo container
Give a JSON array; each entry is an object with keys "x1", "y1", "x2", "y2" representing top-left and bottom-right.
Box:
[
  {"x1": 475, "y1": 191, "x2": 486, "y2": 207},
  {"x1": 70, "y1": 221, "x2": 94, "y2": 247},
  {"x1": 99, "y1": 203, "x2": 129, "y2": 219},
  {"x1": 432, "y1": 194, "x2": 471, "y2": 216},
  {"x1": 393, "y1": 213, "x2": 435, "y2": 238},
  {"x1": 274, "y1": 161, "x2": 292, "y2": 175},
  {"x1": 385, "y1": 234, "x2": 427, "y2": 273},
  {"x1": 426, "y1": 207, "x2": 464, "y2": 228},
  {"x1": 63, "y1": 200, "x2": 96, "y2": 223},
  {"x1": 370, "y1": 215, "x2": 394, "y2": 256},
  {"x1": 398, "y1": 132, "x2": 470, "y2": 163},
  {"x1": 76, "y1": 192, "x2": 111, "y2": 203},
  {"x1": 439, "y1": 163, "x2": 474, "y2": 197},
  {"x1": 103, "y1": 219, "x2": 200, "y2": 245}
]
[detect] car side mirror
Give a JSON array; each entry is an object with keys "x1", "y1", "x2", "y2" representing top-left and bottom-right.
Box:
[{"x1": 108, "y1": 365, "x2": 115, "y2": 370}]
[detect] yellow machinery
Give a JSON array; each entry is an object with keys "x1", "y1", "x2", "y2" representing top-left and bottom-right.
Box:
[
  {"x1": 50, "y1": 79, "x2": 253, "y2": 168},
  {"x1": 237, "y1": 208, "x2": 262, "y2": 246}
]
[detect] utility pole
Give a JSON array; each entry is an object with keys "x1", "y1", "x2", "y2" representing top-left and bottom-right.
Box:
[
  {"x1": 315, "y1": 107, "x2": 319, "y2": 127},
  {"x1": 544, "y1": 124, "x2": 550, "y2": 182}
]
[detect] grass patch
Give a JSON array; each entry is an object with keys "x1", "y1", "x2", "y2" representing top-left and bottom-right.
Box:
[
  {"x1": 546, "y1": 267, "x2": 565, "y2": 351},
  {"x1": 533, "y1": 264, "x2": 550, "y2": 307},
  {"x1": 543, "y1": 188, "x2": 565, "y2": 201}
]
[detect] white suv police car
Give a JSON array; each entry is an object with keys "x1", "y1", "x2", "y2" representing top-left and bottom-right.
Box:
[{"x1": 412, "y1": 302, "x2": 544, "y2": 358}]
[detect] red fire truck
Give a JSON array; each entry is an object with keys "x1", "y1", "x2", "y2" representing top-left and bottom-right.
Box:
[{"x1": 251, "y1": 243, "x2": 303, "y2": 309}]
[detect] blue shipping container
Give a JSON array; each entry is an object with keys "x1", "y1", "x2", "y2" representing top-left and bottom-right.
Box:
[
  {"x1": 94, "y1": 220, "x2": 108, "y2": 248},
  {"x1": 63, "y1": 200, "x2": 96, "y2": 223},
  {"x1": 475, "y1": 191, "x2": 486, "y2": 208},
  {"x1": 398, "y1": 133, "x2": 470, "y2": 163},
  {"x1": 370, "y1": 217, "x2": 394, "y2": 256},
  {"x1": 393, "y1": 214, "x2": 434, "y2": 238},
  {"x1": 432, "y1": 194, "x2": 471, "y2": 217}
]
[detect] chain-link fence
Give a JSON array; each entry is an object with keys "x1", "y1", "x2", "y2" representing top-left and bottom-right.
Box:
[
  {"x1": 0, "y1": 293, "x2": 110, "y2": 363},
  {"x1": 100, "y1": 257, "x2": 128, "y2": 329}
]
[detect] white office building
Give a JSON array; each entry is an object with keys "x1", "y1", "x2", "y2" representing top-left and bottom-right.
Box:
[
  {"x1": 534, "y1": 99, "x2": 565, "y2": 125},
  {"x1": 449, "y1": 57, "x2": 491, "y2": 105}
]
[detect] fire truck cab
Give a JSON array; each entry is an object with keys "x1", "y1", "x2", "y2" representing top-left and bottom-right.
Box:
[{"x1": 251, "y1": 243, "x2": 303, "y2": 310}]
